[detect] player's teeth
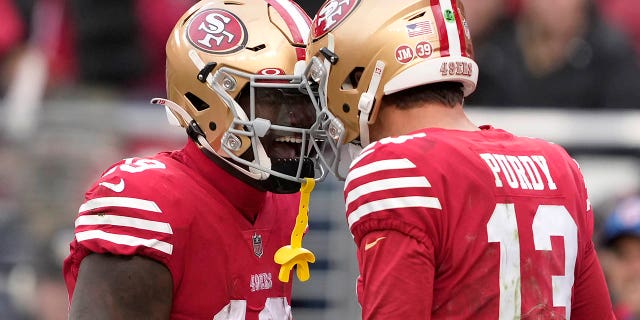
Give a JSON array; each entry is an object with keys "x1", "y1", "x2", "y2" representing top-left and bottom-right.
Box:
[{"x1": 276, "y1": 137, "x2": 302, "y2": 143}]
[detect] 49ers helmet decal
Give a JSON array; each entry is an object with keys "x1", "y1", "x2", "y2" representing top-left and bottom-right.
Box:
[{"x1": 186, "y1": 9, "x2": 248, "y2": 54}]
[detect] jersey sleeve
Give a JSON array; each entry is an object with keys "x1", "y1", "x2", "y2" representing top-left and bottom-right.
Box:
[
  {"x1": 343, "y1": 139, "x2": 442, "y2": 247},
  {"x1": 357, "y1": 229, "x2": 434, "y2": 319},
  {"x1": 571, "y1": 239, "x2": 616, "y2": 319},
  {"x1": 345, "y1": 136, "x2": 443, "y2": 319},
  {"x1": 64, "y1": 156, "x2": 179, "y2": 284}
]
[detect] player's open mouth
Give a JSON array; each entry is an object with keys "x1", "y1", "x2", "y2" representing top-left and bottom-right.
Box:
[{"x1": 268, "y1": 135, "x2": 310, "y2": 159}]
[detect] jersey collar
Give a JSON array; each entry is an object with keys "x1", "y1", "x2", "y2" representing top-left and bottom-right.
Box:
[{"x1": 183, "y1": 139, "x2": 267, "y2": 222}]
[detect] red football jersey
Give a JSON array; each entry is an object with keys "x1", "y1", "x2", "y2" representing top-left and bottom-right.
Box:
[
  {"x1": 345, "y1": 126, "x2": 614, "y2": 319},
  {"x1": 63, "y1": 139, "x2": 300, "y2": 320}
]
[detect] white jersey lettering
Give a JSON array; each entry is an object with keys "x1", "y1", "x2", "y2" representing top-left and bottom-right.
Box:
[
  {"x1": 480, "y1": 153, "x2": 557, "y2": 191},
  {"x1": 531, "y1": 155, "x2": 557, "y2": 190}
]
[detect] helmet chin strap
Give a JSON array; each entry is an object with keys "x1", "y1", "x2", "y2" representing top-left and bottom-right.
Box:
[
  {"x1": 336, "y1": 142, "x2": 363, "y2": 179},
  {"x1": 244, "y1": 117, "x2": 271, "y2": 180},
  {"x1": 357, "y1": 60, "x2": 385, "y2": 147}
]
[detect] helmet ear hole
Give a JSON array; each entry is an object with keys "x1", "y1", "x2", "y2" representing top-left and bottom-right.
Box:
[
  {"x1": 185, "y1": 92, "x2": 210, "y2": 111},
  {"x1": 342, "y1": 67, "x2": 365, "y2": 90}
]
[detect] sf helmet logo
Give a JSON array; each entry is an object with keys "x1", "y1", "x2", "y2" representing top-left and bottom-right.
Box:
[
  {"x1": 312, "y1": 0, "x2": 360, "y2": 39},
  {"x1": 187, "y1": 9, "x2": 247, "y2": 54}
]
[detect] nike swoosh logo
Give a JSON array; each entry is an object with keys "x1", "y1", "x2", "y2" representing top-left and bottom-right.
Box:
[
  {"x1": 99, "y1": 178, "x2": 125, "y2": 193},
  {"x1": 364, "y1": 237, "x2": 386, "y2": 251}
]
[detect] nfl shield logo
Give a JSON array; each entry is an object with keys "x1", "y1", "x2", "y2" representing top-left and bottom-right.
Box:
[{"x1": 252, "y1": 233, "x2": 263, "y2": 258}]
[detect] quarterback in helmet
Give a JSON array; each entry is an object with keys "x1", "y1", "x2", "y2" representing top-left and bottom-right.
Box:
[
  {"x1": 306, "y1": 0, "x2": 615, "y2": 319},
  {"x1": 64, "y1": 0, "x2": 320, "y2": 319}
]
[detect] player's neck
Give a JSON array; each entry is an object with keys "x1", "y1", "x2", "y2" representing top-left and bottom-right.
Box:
[{"x1": 369, "y1": 103, "x2": 478, "y2": 142}]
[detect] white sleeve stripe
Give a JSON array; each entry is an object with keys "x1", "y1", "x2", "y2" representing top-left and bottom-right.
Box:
[
  {"x1": 345, "y1": 159, "x2": 416, "y2": 189},
  {"x1": 79, "y1": 197, "x2": 162, "y2": 213},
  {"x1": 347, "y1": 196, "x2": 442, "y2": 228},
  {"x1": 76, "y1": 230, "x2": 173, "y2": 255},
  {"x1": 75, "y1": 215, "x2": 173, "y2": 234},
  {"x1": 349, "y1": 149, "x2": 375, "y2": 169},
  {"x1": 345, "y1": 176, "x2": 432, "y2": 206}
]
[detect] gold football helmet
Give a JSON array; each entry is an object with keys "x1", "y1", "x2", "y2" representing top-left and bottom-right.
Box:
[
  {"x1": 152, "y1": 0, "x2": 324, "y2": 193},
  {"x1": 305, "y1": 0, "x2": 479, "y2": 179}
]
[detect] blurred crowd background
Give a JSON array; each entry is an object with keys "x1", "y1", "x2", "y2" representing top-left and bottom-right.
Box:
[{"x1": 0, "y1": 0, "x2": 639, "y2": 319}]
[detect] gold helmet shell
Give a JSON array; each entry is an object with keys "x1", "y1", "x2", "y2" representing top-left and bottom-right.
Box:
[
  {"x1": 154, "y1": 0, "x2": 319, "y2": 191},
  {"x1": 306, "y1": 0, "x2": 478, "y2": 178}
]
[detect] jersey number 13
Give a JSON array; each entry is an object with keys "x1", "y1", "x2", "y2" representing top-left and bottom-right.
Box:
[{"x1": 487, "y1": 204, "x2": 577, "y2": 320}]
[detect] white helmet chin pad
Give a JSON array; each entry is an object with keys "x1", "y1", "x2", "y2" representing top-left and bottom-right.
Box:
[{"x1": 247, "y1": 142, "x2": 271, "y2": 180}]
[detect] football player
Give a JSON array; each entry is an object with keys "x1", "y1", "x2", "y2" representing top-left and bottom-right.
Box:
[
  {"x1": 305, "y1": 0, "x2": 616, "y2": 318},
  {"x1": 63, "y1": 0, "x2": 320, "y2": 319}
]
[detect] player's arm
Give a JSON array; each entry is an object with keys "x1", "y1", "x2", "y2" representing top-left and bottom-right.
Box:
[
  {"x1": 357, "y1": 229, "x2": 434, "y2": 320},
  {"x1": 570, "y1": 242, "x2": 616, "y2": 319},
  {"x1": 69, "y1": 253, "x2": 173, "y2": 320}
]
